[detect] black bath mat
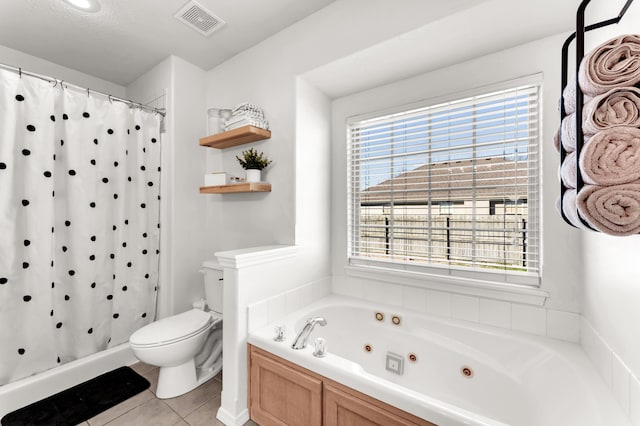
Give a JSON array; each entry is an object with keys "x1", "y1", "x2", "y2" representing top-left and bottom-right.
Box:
[{"x1": 1, "y1": 366, "x2": 150, "y2": 426}]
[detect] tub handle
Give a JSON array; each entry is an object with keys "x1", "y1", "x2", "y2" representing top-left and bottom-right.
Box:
[
  {"x1": 273, "y1": 326, "x2": 286, "y2": 342},
  {"x1": 313, "y1": 337, "x2": 327, "y2": 358}
]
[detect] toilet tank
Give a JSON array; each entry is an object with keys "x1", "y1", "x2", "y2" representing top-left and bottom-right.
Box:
[{"x1": 202, "y1": 260, "x2": 223, "y2": 314}]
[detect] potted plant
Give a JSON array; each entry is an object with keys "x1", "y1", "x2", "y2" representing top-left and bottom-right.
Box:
[{"x1": 236, "y1": 147, "x2": 272, "y2": 183}]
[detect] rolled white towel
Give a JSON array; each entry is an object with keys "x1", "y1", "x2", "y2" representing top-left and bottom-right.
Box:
[
  {"x1": 561, "y1": 151, "x2": 577, "y2": 189},
  {"x1": 559, "y1": 114, "x2": 593, "y2": 152},
  {"x1": 558, "y1": 189, "x2": 589, "y2": 230},
  {"x1": 560, "y1": 114, "x2": 577, "y2": 152},
  {"x1": 563, "y1": 73, "x2": 593, "y2": 115}
]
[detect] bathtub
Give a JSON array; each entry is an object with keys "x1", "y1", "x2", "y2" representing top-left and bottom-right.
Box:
[
  {"x1": 248, "y1": 295, "x2": 630, "y2": 426},
  {"x1": 0, "y1": 343, "x2": 137, "y2": 418}
]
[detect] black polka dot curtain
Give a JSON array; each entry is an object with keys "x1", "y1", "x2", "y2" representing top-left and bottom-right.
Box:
[{"x1": 0, "y1": 69, "x2": 161, "y2": 384}]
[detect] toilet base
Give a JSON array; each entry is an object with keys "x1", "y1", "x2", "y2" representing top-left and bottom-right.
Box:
[
  {"x1": 156, "y1": 359, "x2": 197, "y2": 399},
  {"x1": 155, "y1": 358, "x2": 223, "y2": 399}
]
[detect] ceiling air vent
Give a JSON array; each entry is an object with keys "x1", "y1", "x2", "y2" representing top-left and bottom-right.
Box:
[{"x1": 174, "y1": 1, "x2": 226, "y2": 37}]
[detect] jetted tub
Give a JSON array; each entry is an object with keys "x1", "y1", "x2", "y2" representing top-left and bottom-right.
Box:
[{"x1": 248, "y1": 295, "x2": 629, "y2": 426}]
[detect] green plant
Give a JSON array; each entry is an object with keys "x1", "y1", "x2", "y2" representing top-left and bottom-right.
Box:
[{"x1": 236, "y1": 147, "x2": 272, "y2": 170}]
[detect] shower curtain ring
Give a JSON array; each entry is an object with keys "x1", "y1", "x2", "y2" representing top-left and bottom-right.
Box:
[
  {"x1": 18, "y1": 67, "x2": 22, "y2": 78},
  {"x1": 87, "y1": 88, "x2": 90, "y2": 97},
  {"x1": 60, "y1": 80, "x2": 65, "y2": 90},
  {"x1": 108, "y1": 95, "x2": 113, "y2": 103}
]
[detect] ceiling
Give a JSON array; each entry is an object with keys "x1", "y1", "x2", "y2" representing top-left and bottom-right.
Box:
[
  {"x1": 0, "y1": 0, "x2": 337, "y2": 86},
  {"x1": 304, "y1": 0, "x2": 581, "y2": 98},
  {"x1": 0, "y1": 0, "x2": 583, "y2": 92}
]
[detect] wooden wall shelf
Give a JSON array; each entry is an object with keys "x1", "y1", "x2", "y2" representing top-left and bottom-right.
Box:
[
  {"x1": 200, "y1": 183, "x2": 271, "y2": 194},
  {"x1": 199, "y1": 125, "x2": 271, "y2": 149}
]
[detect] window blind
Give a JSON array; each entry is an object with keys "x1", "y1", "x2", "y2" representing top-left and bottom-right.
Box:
[{"x1": 347, "y1": 84, "x2": 541, "y2": 283}]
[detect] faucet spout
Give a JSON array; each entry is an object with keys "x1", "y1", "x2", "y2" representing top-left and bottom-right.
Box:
[{"x1": 291, "y1": 317, "x2": 327, "y2": 350}]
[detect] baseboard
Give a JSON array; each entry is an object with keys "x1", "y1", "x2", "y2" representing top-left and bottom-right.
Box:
[{"x1": 216, "y1": 406, "x2": 250, "y2": 426}]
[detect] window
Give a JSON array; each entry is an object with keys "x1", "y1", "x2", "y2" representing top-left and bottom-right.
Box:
[{"x1": 347, "y1": 82, "x2": 540, "y2": 285}]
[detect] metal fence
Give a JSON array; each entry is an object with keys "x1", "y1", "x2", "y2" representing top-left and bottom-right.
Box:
[{"x1": 359, "y1": 215, "x2": 528, "y2": 270}]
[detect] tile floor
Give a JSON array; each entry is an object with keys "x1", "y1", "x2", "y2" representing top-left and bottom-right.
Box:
[{"x1": 75, "y1": 363, "x2": 258, "y2": 426}]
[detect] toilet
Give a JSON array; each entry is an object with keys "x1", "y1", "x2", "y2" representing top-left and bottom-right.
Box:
[{"x1": 129, "y1": 261, "x2": 224, "y2": 399}]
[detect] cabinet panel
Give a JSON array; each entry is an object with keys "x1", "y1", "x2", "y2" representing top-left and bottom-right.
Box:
[
  {"x1": 324, "y1": 383, "x2": 432, "y2": 426},
  {"x1": 249, "y1": 348, "x2": 322, "y2": 426},
  {"x1": 248, "y1": 345, "x2": 436, "y2": 426}
]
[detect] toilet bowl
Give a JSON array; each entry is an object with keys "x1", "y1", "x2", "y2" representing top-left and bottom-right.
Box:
[{"x1": 129, "y1": 261, "x2": 224, "y2": 399}]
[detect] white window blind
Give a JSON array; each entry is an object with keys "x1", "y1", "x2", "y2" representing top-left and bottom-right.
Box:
[{"x1": 347, "y1": 83, "x2": 541, "y2": 283}]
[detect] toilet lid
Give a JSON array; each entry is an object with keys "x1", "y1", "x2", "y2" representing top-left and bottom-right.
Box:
[{"x1": 129, "y1": 309, "x2": 212, "y2": 346}]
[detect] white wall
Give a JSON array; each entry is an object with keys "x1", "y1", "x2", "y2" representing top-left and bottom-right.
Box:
[
  {"x1": 170, "y1": 57, "x2": 208, "y2": 313},
  {"x1": 294, "y1": 77, "x2": 332, "y2": 277},
  {"x1": 202, "y1": 0, "x2": 520, "y2": 254},
  {"x1": 127, "y1": 56, "x2": 208, "y2": 318},
  {"x1": 579, "y1": 0, "x2": 640, "y2": 380},
  {"x1": 303, "y1": 0, "x2": 576, "y2": 99},
  {"x1": 0, "y1": 43, "x2": 125, "y2": 97}
]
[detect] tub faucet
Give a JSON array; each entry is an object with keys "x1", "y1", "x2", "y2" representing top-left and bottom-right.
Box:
[{"x1": 291, "y1": 317, "x2": 327, "y2": 350}]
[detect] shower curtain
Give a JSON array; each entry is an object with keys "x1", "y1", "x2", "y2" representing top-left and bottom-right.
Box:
[{"x1": 0, "y1": 69, "x2": 161, "y2": 385}]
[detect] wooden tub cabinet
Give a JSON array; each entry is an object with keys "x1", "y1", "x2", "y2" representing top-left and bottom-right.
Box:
[{"x1": 248, "y1": 345, "x2": 436, "y2": 426}]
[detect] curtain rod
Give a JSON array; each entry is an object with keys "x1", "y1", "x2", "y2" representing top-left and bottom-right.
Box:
[{"x1": 0, "y1": 62, "x2": 166, "y2": 117}]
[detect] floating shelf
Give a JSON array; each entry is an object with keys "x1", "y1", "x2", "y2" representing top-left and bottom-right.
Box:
[
  {"x1": 199, "y1": 182, "x2": 272, "y2": 194},
  {"x1": 199, "y1": 125, "x2": 271, "y2": 149}
]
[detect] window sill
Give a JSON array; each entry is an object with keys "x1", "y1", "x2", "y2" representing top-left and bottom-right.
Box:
[{"x1": 344, "y1": 264, "x2": 549, "y2": 306}]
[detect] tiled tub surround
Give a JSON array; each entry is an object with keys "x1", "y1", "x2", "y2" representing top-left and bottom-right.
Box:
[
  {"x1": 581, "y1": 317, "x2": 640, "y2": 426},
  {"x1": 332, "y1": 275, "x2": 581, "y2": 343},
  {"x1": 247, "y1": 277, "x2": 332, "y2": 332},
  {"x1": 248, "y1": 295, "x2": 629, "y2": 425}
]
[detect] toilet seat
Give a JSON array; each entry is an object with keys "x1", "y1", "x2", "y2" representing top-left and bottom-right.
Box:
[{"x1": 130, "y1": 309, "x2": 213, "y2": 348}]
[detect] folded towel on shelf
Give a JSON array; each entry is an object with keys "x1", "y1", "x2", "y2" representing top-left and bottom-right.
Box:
[
  {"x1": 579, "y1": 34, "x2": 640, "y2": 97},
  {"x1": 224, "y1": 102, "x2": 269, "y2": 130},
  {"x1": 576, "y1": 183, "x2": 640, "y2": 235},
  {"x1": 579, "y1": 126, "x2": 640, "y2": 185},
  {"x1": 224, "y1": 118, "x2": 270, "y2": 131},
  {"x1": 225, "y1": 114, "x2": 267, "y2": 124},
  {"x1": 225, "y1": 116, "x2": 269, "y2": 129},
  {"x1": 228, "y1": 110, "x2": 265, "y2": 121},
  {"x1": 582, "y1": 86, "x2": 640, "y2": 135},
  {"x1": 556, "y1": 190, "x2": 589, "y2": 230},
  {"x1": 232, "y1": 102, "x2": 265, "y2": 118},
  {"x1": 561, "y1": 151, "x2": 577, "y2": 189}
]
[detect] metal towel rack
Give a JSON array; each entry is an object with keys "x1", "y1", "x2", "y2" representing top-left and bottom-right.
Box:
[{"x1": 559, "y1": 0, "x2": 635, "y2": 229}]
